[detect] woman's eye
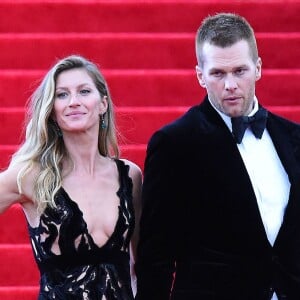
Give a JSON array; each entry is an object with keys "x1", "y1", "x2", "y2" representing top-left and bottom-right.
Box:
[
  {"x1": 80, "y1": 89, "x2": 90, "y2": 95},
  {"x1": 56, "y1": 92, "x2": 68, "y2": 99}
]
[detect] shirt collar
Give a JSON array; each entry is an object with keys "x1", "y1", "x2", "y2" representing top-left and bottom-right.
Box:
[{"x1": 208, "y1": 96, "x2": 259, "y2": 132}]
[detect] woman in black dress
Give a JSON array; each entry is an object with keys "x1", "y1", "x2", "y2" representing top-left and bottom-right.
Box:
[{"x1": 0, "y1": 55, "x2": 142, "y2": 299}]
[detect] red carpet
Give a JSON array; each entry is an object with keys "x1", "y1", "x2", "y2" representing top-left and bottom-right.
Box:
[{"x1": 0, "y1": 1, "x2": 299, "y2": 299}]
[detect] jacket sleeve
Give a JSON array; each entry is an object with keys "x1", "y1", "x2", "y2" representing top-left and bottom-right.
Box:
[{"x1": 135, "y1": 130, "x2": 180, "y2": 300}]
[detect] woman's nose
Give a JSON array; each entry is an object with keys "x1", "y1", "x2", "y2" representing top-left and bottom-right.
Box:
[{"x1": 68, "y1": 93, "x2": 80, "y2": 106}]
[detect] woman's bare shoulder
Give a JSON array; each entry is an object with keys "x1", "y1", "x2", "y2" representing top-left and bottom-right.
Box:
[{"x1": 120, "y1": 158, "x2": 142, "y2": 179}]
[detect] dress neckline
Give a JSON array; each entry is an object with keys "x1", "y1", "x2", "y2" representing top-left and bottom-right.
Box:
[
  {"x1": 60, "y1": 186, "x2": 122, "y2": 250},
  {"x1": 28, "y1": 159, "x2": 128, "y2": 251}
]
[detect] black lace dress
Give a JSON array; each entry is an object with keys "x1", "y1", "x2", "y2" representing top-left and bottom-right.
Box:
[{"x1": 27, "y1": 159, "x2": 135, "y2": 300}]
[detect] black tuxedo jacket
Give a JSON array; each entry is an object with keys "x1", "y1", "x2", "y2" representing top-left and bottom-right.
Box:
[{"x1": 135, "y1": 97, "x2": 300, "y2": 300}]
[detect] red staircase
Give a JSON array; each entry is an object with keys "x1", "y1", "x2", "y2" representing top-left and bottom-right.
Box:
[{"x1": 0, "y1": 1, "x2": 299, "y2": 298}]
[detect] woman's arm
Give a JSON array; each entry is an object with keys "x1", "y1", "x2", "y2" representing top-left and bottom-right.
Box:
[
  {"x1": 0, "y1": 165, "x2": 24, "y2": 213},
  {"x1": 123, "y1": 159, "x2": 143, "y2": 296},
  {"x1": 129, "y1": 161, "x2": 143, "y2": 259}
]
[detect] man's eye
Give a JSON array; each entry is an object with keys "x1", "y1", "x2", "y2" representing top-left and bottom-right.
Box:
[
  {"x1": 212, "y1": 71, "x2": 223, "y2": 77},
  {"x1": 235, "y1": 69, "x2": 245, "y2": 75}
]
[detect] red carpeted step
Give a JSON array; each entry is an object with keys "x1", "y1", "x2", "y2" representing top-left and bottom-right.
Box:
[
  {"x1": 1, "y1": 69, "x2": 300, "y2": 108},
  {"x1": 267, "y1": 106, "x2": 300, "y2": 123},
  {"x1": 0, "y1": 33, "x2": 299, "y2": 69},
  {"x1": 0, "y1": 1, "x2": 299, "y2": 33},
  {"x1": 0, "y1": 244, "x2": 39, "y2": 286},
  {"x1": 0, "y1": 145, "x2": 17, "y2": 170},
  {"x1": 0, "y1": 286, "x2": 38, "y2": 300},
  {"x1": 120, "y1": 144, "x2": 146, "y2": 170},
  {"x1": 0, "y1": 205, "x2": 29, "y2": 244}
]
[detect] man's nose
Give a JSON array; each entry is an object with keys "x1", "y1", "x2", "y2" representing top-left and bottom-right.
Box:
[{"x1": 224, "y1": 75, "x2": 238, "y2": 91}]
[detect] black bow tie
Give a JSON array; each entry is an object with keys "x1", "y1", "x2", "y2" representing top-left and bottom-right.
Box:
[{"x1": 231, "y1": 107, "x2": 268, "y2": 144}]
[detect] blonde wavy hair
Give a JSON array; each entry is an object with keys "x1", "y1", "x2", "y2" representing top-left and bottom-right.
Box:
[{"x1": 11, "y1": 55, "x2": 119, "y2": 212}]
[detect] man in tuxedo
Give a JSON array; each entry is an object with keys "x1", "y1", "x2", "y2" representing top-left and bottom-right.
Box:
[{"x1": 135, "y1": 13, "x2": 300, "y2": 300}]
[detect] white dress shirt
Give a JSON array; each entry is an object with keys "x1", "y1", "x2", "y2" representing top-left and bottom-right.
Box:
[{"x1": 209, "y1": 97, "x2": 291, "y2": 300}]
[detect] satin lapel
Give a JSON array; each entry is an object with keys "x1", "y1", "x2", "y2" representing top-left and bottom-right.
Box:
[
  {"x1": 267, "y1": 114, "x2": 300, "y2": 182},
  {"x1": 267, "y1": 114, "x2": 300, "y2": 248}
]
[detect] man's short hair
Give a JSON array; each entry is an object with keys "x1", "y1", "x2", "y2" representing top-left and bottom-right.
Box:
[{"x1": 195, "y1": 13, "x2": 258, "y2": 66}]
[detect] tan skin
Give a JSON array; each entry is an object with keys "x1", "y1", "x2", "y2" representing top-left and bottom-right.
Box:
[
  {"x1": 196, "y1": 40, "x2": 262, "y2": 118},
  {"x1": 0, "y1": 68, "x2": 142, "y2": 276}
]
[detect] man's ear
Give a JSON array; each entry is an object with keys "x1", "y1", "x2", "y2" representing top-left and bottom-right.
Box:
[
  {"x1": 255, "y1": 57, "x2": 262, "y2": 81},
  {"x1": 195, "y1": 65, "x2": 206, "y2": 88}
]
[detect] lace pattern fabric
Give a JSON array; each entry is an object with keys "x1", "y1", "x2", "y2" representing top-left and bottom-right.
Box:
[{"x1": 27, "y1": 159, "x2": 135, "y2": 300}]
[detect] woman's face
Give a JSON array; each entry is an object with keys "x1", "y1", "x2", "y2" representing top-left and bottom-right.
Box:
[{"x1": 53, "y1": 68, "x2": 107, "y2": 135}]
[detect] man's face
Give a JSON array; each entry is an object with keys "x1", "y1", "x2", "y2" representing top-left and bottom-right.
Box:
[{"x1": 196, "y1": 40, "x2": 262, "y2": 117}]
